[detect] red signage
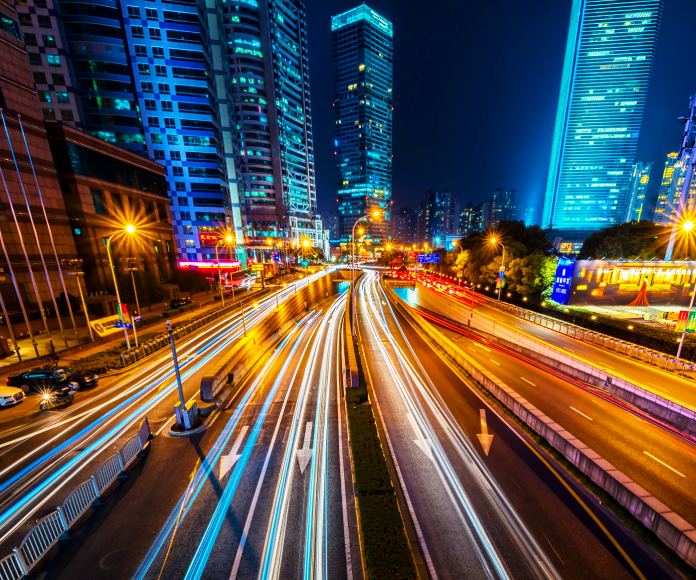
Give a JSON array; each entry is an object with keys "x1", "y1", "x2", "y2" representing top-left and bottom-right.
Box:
[
  {"x1": 199, "y1": 232, "x2": 220, "y2": 246},
  {"x1": 676, "y1": 310, "x2": 689, "y2": 333}
]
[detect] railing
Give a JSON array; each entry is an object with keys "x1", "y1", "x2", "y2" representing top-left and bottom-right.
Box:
[{"x1": 0, "y1": 422, "x2": 150, "y2": 579}]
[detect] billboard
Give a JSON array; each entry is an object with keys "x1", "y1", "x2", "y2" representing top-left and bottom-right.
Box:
[
  {"x1": 417, "y1": 253, "x2": 440, "y2": 264},
  {"x1": 551, "y1": 257, "x2": 575, "y2": 305}
]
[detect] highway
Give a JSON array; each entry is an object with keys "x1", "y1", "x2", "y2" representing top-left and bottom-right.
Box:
[
  {"x1": 393, "y1": 282, "x2": 696, "y2": 528},
  {"x1": 0, "y1": 270, "x2": 335, "y2": 558},
  {"x1": 415, "y1": 273, "x2": 696, "y2": 411},
  {"x1": 43, "y1": 294, "x2": 357, "y2": 579},
  {"x1": 356, "y1": 271, "x2": 661, "y2": 579}
]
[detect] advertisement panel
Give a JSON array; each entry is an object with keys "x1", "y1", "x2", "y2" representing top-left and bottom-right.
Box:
[
  {"x1": 676, "y1": 310, "x2": 689, "y2": 333},
  {"x1": 90, "y1": 315, "x2": 125, "y2": 337},
  {"x1": 687, "y1": 310, "x2": 696, "y2": 333},
  {"x1": 551, "y1": 257, "x2": 575, "y2": 305}
]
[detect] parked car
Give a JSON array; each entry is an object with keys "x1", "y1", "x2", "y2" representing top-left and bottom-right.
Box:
[
  {"x1": 6, "y1": 368, "x2": 98, "y2": 393},
  {"x1": 0, "y1": 386, "x2": 24, "y2": 407},
  {"x1": 38, "y1": 386, "x2": 74, "y2": 411},
  {"x1": 169, "y1": 297, "x2": 193, "y2": 309}
]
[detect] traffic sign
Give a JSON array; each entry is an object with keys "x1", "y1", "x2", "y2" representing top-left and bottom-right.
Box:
[{"x1": 251, "y1": 264, "x2": 264, "y2": 272}]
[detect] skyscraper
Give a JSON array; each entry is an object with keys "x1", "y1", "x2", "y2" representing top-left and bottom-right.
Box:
[
  {"x1": 458, "y1": 203, "x2": 484, "y2": 237},
  {"x1": 542, "y1": 0, "x2": 663, "y2": 234},
  {"x1": 332, "y1": 4, "x2": 393, "y2": 242},
  {"x1": 222, "y1": 0, "x2": 321, "y2": 247},
  {"x1": 489, "y1": 188, "x2": 518, "y2": 227},
  {"x1": 653, "y1": 152, "x2": 679, "y2": 224},
  {"x1": 625, "y1": 162, "x2": 651, "y2": 222}
]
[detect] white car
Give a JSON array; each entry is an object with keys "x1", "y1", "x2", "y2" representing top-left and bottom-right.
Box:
[{"x1": 0, "y1": 386, "x2": 24, "y2": 407}]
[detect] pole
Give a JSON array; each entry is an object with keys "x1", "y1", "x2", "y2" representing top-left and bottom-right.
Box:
[
  {"x1": 129, "y1": 268, "x2": 139, "y2": 348},
  {"x1": 0, "y1": 290, "x2": 20, "y2": 363},
  {"x1": 106, "y1": 235, "x2": 131, "y2": 349},
  {"x1": 215, "y1": 243, "x2": 225, "y2": 306},
  {"x1": 166, "y1": 320, "x2": 186, "y2": 408},
  {"x1": 676, "y1": 283, "x2": 696, "y2": 362},
  {"x1": 497, "y1": 244, "x2": 506, "y2": 301},
  {"x1": 75, "y1": 274, "x2": 94, "y2": 343},
  {"x1": 241, "y1": 300, "x2": 247, "y2": 336}
]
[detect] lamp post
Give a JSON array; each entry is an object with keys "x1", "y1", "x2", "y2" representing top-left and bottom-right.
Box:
[
  {"x1": 675, "y1": 220, "x2": 696, "y2": 363},
  {"x1": 105, "y1": 224, "x2": 136, "y2": 349},
  {"x1": 487, "y1": 234, "x2": 506, "y2": 301},
  {"x1": 126, "y1": 258, "x2": 141, "y2": 349},
  {"x1": 215, "y1": 234, "x2": 235, "y2": 306},
  {"x1": 350, "y1": 210, "x2": 381, "y2": 335}
]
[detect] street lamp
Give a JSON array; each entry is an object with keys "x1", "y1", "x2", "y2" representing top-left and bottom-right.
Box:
[
  {"x1": 486, "y1": 233, "x2": 506, "y2": 301},
  {"x1": 676, "y1": 220, "x2": 696, "y2": 363},
  {"x1": 105, "y1": 224, "x2": 137, "y2": 349},
  {"x1": 215, "y1": 233, "x2": 235, "y2": 306},
  {"x1": 350, "y1": 209, "x2": 381, "y2": 334}
]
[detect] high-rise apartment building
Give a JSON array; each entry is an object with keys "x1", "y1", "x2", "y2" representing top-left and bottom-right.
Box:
[
  {"x1": 653, "y1": 95, "x2": 696, "y2": 227},
  {"x1": 391, "y1": 206, "x2": 415, "y2": 244},
  {"x1": 332, "y1": 4, "x2": 393, "y2": 242},
  {"x1": 543, "y1": 0, "x2": 663, "y2": 234},
  {"x1": 489, "y1": 188, "x2": 517, "y2": 227},
  {"x1": 625, "y1": 162, "x2": 651, "y2": 222},
  {"x1": 653, "y1": 152, "x2": 679, "y2": 224},
  {"x1": 416, "y1": 190, "x2": 457, "y2": 245},
  {"x1": 222, "y1": 0, "x2": 321, "y2": 247},
  {"x1": 458, "y1": 203, "x2": 484, "y2": 237}
]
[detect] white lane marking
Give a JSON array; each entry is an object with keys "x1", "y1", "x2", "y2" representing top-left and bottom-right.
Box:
[
  {"x1": 220, "y1": 425, "x2": 249, "y2": 479},
  {"x1": 296, "y1": 421, "x2": 313, "y2": 474},
  {"x1": 520, "y1": 377, "x2": 536, "y2": 387},
  {"x1": 569, "y1": 406, "x2": 593, "y2": 422},
  {"x1": 406, "y1": 412, "x2": 433, "y2": 461},
  {"x1": 644, "y1": 451, "x2": 686, "y2": 478},
  {"x1": 489, "y1": 359, "x2": 501, "y2": 367},
  {"x1": 473, "y1": 343, "x2": 491, "y2": 352}
]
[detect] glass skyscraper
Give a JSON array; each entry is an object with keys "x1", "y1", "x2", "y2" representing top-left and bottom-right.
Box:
[
  {"x1": 222, "y1": 0, "x2": 322, "y2": 248},
  {"x1": 542, "y1": 0, "x2": 663, "y2": 234},
  {"x1": 624, "y1": 161, "x2": 651, "y2": 222},
  {"x1": 332, "y1": 4, "x2": 393, "y2": 242}
]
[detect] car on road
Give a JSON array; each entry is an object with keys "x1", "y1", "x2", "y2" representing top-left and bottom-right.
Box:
[
  {"x1": 0, "y1": 386, "x2": 24, "y2": 407},
  {"x1": 6, "y1": 368, "x2": 98, "y2": 393},
  {"x1": 38, "y1": 386, "x2": 74, "y2": 411}
]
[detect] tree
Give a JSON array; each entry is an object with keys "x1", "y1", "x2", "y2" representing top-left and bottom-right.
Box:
[{"x1": 579, "y1": 222, "x2": 669, "y2": 260}]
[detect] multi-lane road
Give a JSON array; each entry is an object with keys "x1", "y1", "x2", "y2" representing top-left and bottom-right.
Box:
[{"x1": 356, "y1": 271, "x2": 670, "y2": 579}]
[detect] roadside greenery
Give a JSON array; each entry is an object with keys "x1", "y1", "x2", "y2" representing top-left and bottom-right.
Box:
[
  {"x1": 345, "y1": 387, "x2": 417, "y2": 578},
  {"x1": 579, "y1": 221, "x2": 671, "y2": 260}
]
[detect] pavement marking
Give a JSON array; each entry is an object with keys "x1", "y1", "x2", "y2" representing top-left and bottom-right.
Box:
[
  {"x1": 643, "y1": 451, "x2": 686, "y2": 478},
  {"x1": 489, "y1": 359, "x2": 501, "y2": 366},
  {"x1": 520, "y1": 377, "x2": 536, "y2": 387},
  {"x1": 474, "y1": 343, "x2": 491, "y2": 352},
  {"x1": 569, "y1": 406, "x2": 593, "y2": 422}
]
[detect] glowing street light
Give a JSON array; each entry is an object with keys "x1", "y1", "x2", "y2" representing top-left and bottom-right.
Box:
[
  {"x1": 350, "y1": 209, "x2": 382, "y2": 335},
  {"x1": 486, "y1": 232, "x2": 506, "y2": 301},
  {"x1": 676, "y1": 218, "x2": 696, "y2": 362},
  {"x1": 215, "y1": 232, "x2": 236, "y2": 306},
  {"x1": 105, "y1": 224, "x2": 137, "y2": 348}
]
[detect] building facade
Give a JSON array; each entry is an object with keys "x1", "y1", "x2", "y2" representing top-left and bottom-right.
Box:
[
  {"x1": 48, "y1": 123, "x2": 175, "y2": 305},
  {"x1": 332, "y1": 4, "x2": 393, "y2": 242},
  {"x1": 653, "y1": 152, "x2": 680, "y2": 224},
  {"x1": 488, "y1": 188, "x2": 517, "y2": 227},
  {"x1": 222, "y1": 0, "x2": 322, "y2": 248},
  {"x1": 542, "y1": 0, "x2": 663, "y2": 234},
  {"x1": 417, "y1": 189, "x2": 456, "y2": 246},
  {"x1": 458, "y1": 203, "x2": 484, "y2": 237},
  {"x1": 0, "y1": 0, "x2": 81, "y2": 351},
  {"x1": 624, "y1": 161, "x2": 651, "y2": 222},
  {"x1": 391, "y1": 206, "x2": 415, "y2": 243}
]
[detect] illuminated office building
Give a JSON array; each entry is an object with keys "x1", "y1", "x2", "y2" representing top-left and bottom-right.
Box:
[
  {"x1": 543, "y1": 0, "x2": 663, "y2": 235},
  {"x1": 653, "y1": 152, "x2": 680, "y2": 224},
  {"x1": 624, "y1": 162, "x2": 651, "y2": 222},
  {"x1": 222, "y1": 0, "x2": 323, "y2": 248},
  {"x1": 333, "y1": 4, "x2": 393, "y2": 242}
]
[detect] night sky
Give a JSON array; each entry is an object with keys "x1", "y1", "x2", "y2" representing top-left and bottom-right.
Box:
[{"x1": 306, "y1": 0, "x2": 695, "y2": 222}]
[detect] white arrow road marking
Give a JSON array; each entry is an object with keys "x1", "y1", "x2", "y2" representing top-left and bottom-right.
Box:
[
  {"x1": 296, "y1": 421, "x2": 313, "y2": 474},
  {"x1": 476, "y1": 409, "x2": 494, "y2": 456},
  {"x1": 220, "y1": 426, "x2": 249, "y2": 479},
  {"x1": 406, "y1": 413, "x2": 433, "y2": 461}
]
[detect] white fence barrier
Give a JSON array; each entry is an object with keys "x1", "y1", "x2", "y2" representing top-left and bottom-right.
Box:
[{"x1": 0, "y1": 419, "x2": 150, "y2": 578}]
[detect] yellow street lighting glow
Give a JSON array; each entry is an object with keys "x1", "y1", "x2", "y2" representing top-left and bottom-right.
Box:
[
  {"x1": 371, "y1": 209, "x2": 381, "y2": 219},
  {"x1": 683, "y1": 220, "x2": 695, "y2": 232},
  {"x1": 302, "y1": 239, "x2": 310, "y2": 248},
  {"x1": 225, "y1": 235, "x2": 234, "y2": 244},
  {"x1": 125, "y1": 224, "x2": 136, "y2": 234}
]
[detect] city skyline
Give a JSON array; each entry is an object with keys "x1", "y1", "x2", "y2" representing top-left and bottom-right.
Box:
[{"x1": 307, "y1": 0, "x2": 696, "y2": 221}]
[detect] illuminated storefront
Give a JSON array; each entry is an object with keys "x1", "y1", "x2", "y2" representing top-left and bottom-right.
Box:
[{"x1": 568, "y1": 260, "x2": 696, "y2": 306}]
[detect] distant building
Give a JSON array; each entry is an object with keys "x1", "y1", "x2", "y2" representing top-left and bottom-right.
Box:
[
  {"x1": 625, "y1": 162, "x2": 652, "y2": 222},
  {"x1": 391, "y1": 206, "x2": 416, "y2": 243},
  {"x1": 458, "y1": 203, "x2": 484, "y2": 237},
  {"x1": 653, "y1": 152, "x2": 680, "y2": 224},
  {"x1": 520, "y1": 206, "x2": 536, "y2": 227},
  {"x1": 543, "y1": 0, "x2": 663, "y2": 234},
  {"x1": 416, "y1": 190, "x2": 457, "y2": 246},
  {"x1": 489, "y1": 188, "x2": 517, "y2": 227},
  {"x1": 333, "y1": 4, "x2": 393, "y2": 242}
]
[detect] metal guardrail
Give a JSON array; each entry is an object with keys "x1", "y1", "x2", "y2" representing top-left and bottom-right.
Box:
[{"x1": 0, "y1": 423, "x2": 150, "y2": 579}]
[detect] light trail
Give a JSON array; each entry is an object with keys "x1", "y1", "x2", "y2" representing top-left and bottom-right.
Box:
[
  {"x1": 134, "y1": 311, "x2": 320, "y2": 579},
  {"x1": 358, "y1": 272, "x2": 559, "y2": 580},
  {"x1": 0, "y1": 270, "x2": 332, "y2": 545}
]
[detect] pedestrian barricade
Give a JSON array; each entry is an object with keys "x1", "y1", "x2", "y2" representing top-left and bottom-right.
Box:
[{"x1": 0, "y1": 419, "x2": 151, "y2": 579}]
